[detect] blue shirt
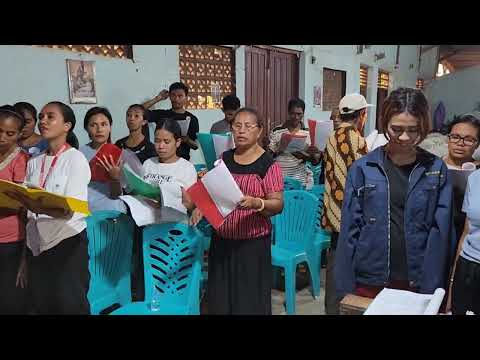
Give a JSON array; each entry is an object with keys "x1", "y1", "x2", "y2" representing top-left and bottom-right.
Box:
[
  {"x1": 461, "y1": 169, "x2": 480, "y2": 263},
  {"x1": 79, "y1": 144, "x2": 127, "y2": 214}
]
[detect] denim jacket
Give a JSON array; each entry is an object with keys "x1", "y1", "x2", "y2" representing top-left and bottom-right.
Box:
[{"x1": 334, "y1": 146, "x2": 457, "y2": 299}]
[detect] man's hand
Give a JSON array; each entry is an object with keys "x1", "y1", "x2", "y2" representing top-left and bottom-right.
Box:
[{"x1": 157, "y1": 89, "x2": 169, "y2": 100}]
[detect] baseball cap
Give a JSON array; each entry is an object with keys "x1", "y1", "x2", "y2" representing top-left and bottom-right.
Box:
[{"x1": 338, "y1": 93, "x2": 374, "y2": 115}]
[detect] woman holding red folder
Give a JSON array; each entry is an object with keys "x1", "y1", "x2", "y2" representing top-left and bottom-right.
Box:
[
  {"x1": 191, "y1": 108, "x2": 284, "y2": 315},
  {"x1": 0, "y1": 106, "x2": 29, "y2": 314},
  {"x1": 7, "y1": 101, "x2": 91, "y2": 314},
  {"x1": 79, "y1": 106, "x2": 126, "y2": 213}
]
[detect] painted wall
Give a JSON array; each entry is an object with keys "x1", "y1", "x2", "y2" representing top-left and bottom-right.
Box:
[
  {"x1": 0, "y1": 44, "x2": 420, "y2": 164},
  {"x1": 424, "y1": 64, "x2": 480, "y2": 123}
]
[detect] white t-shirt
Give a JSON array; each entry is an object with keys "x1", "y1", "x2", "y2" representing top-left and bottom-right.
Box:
[
  {"x1": 25, "y1": 147, "x2": 91, "y2": 255},
  {"x1": 142, "y1": 157, "x2": 197, "y2": 189}
]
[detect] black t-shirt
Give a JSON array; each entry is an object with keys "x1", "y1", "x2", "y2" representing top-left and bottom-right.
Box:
[
  {"x1": 383, "y1": 154, "x2": 417, "y2": 282},
  {"x1": 115, "y1": 136, "x2": 157, "y2": 164},
  {"x1": 148, "y1": 109, "x2": 199, "y2": 161}
]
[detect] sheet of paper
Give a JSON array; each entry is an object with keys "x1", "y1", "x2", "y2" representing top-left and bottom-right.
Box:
[
  {"x1": 308, "y1": 119, "x2": 333, "y2": 151},
  {"x1": 120, "y1": 195, "x2": 187, "y2": 227},
  {"x1": 177, "y1": 118, "x2": 191, "y2": 137},
  {"x1": 158, "y1": 181, "x2": 188, "y2": 215},
  {"x1": 212, "y1": 133, "x2": 234, "y2": 160},
  {"x1": 201, "y1": 160, "x2": 243, "y2": 217},
  {"x1": 282, "y1": 133, "x2": 307, "y2": 153},
  {"x1": 122, "y1": 164, "x2": 161, "y2": 200},
  {"x1": 364, "y1": 288, "x2": 445, "y2": 315}
]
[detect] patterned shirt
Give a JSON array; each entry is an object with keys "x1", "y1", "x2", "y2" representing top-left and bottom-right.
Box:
[
  {"x1": 216, "y1": 150, "x2": 284, "y2": 240},
  {"x1": 321, "y1": 123, "x2": 368, "y2": 233}
]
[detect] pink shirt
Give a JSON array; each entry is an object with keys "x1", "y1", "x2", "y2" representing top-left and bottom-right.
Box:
[{"x1": 0, "y1": 149, "x2": 29, "y2": 243}]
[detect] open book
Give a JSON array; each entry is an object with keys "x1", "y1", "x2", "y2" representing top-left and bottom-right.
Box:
[
  {"x1": 89, "y1": 143, "x2": 123, "y2": 182},
  {"x1": 0, "y1": 179, "x2": 90, "y2": 215},
  {"x1": 364, "y1": 288, "x2": 445, "y2": 315},
  {"x1": 281, "y1": 132, "x2": 308, "y2": 153},
  {"x1": 308, "y1": 119, "x2": 333, "y2": 151}
]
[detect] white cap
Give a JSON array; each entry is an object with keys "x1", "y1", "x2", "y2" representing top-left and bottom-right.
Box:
[{"x1": 338, "y1": 93, "x2": 373, "y2": 115}]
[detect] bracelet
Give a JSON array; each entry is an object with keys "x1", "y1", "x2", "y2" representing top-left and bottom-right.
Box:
[{"x1": 255, "y1": 198, "x2": 265, "y2": 212}]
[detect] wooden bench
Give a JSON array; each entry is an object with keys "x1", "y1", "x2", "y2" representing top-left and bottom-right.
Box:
[{"x1": 339, "y1": 294, "x2": 373, "y2": 315}]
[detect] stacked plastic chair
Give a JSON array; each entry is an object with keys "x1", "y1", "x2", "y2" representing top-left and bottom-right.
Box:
[
  {"x1": 306, "y1": 162, "x2": 323, "y2": 186},
  {"x1": 111, "y1": 222, "x2": 203, "y2": 315},
  {"x1": 271, "y1": 190, "x2": 320, "y2": 315},
  {"x1": 283, "y1": 176, "x2": 304, "y2": 191},
  {"x1": 87, "y1": 211, "x2": 135, "y2": 315}
]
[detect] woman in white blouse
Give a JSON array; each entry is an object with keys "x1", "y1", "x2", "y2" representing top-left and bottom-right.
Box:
[{"x1": 7, "y1": 101, "x2": 91, "y2": 314}]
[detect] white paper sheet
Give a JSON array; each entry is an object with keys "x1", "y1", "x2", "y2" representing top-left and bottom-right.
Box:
[
  {"x1": 365, "y1": 130, "x2": 388, "y2": 151},
  {"x1": 177, "y1": 117, "x2": 191, "y2": 137},
  {"x1": 309, "y1": 119, "x2": 333, "y2": 151},
  {"x1": 364, "y1": 288, "x2": 445, "y2": 315},
  {"x1": 212, "y1": 133, "x2": 235, "y2": 159},
  {"x1": 282, "y1": 133, "x2": 307, "y2": 153},
  {"x1": 120, "y1": 195, "x2": 188, "y2": 227},
  {"x1": 201, "y1": 160, "x2": 243, "y2": 217}
]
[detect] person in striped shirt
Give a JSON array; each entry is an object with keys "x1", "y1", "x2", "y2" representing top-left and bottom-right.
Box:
[
  {"x1": 191, "y1": 107, "x2": 284, "y2": 315},
  {"x1": 269, "y1": 98, "x2": 321, "y2": 189},
  {"x1": 321, "y1": 93, "x2": 371, "y2": 315}
]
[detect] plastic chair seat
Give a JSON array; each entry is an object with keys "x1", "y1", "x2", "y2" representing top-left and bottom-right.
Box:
[{"x1": 272, "y1": 244, "x2": 307, "y2": 265}]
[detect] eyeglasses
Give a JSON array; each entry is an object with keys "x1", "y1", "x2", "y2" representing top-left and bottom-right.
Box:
[
  {"x1": 388, "y1": 125, "x2": 420, "y2": 139},
  {"x1": 231, "y1": 122, "x2": 258, "y2": 132},
  {"x1": 448, "y1": 134, "x2": 478, "y2": 146}
]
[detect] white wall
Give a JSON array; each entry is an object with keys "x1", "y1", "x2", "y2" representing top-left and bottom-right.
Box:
[
  {"x1": 0, "y1": 44, "x2": 420, "y2": 164},
  {"x1": 424, "y1": 64, "x2": 480, "y2": 122}
]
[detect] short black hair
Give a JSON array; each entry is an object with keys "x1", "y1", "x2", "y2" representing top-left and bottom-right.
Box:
[
  {"x1": 222, "y1": 95, "x2": 241, "y2": 111},
  {"x1": 169, "y1": 82, "x2": 189, "y2": 96},
  {"x1": 14, "y1": 102, "x2": 37, "y2": 122},
  {"x1": 288, "y1": 98, "x2": 305, "y2": 113},
  {"x1": 46, "y1": 101, "x2": 76, "y2": 133},
  {"x1": 447, "y1": 113, "x2": 480, "y2": 139},
  {"x1": 339, "y1": 108, "x2": 366, "y2": 122},
  {"x1": 155, "y1": 118, "x2": 182, "y2": 140},
  {"x1": 127, "y1": 104, "x2": 149, "y2": 138},
  {"x1": 0, "y1": 104, "x2": 25, "y2": 130},
  {"x1": 233, "y1": 107, "x2": 264, "y2": 129}
]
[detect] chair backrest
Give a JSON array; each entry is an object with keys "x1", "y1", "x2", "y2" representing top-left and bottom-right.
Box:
[
  {"x1": 273, "y1": 190, "x2": 318, "y2": 251},
  {"x1": 284, "y1": 176, "x2": 304, "y2": 191},
  {"x1": 142, "y1": 222, "x2": 203, "y2": 306},
  {"x1": 306, "y1": 162, "x2": 323, "y2": 185},
  {"x1": 87, "y1": 210, "x2": 135, "y2": 314}
]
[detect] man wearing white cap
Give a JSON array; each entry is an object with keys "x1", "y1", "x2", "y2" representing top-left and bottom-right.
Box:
[{"x1": 321, "y1": 93, "x2": 373, "y2": 315}]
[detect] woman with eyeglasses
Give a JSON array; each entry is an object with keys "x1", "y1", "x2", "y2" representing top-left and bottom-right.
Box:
[
  {"x1": 191, "y1": 108, "x2": 284, "y2": 315},
  {"x1": 444, "y1": 114, "x2": 480, "y2": 170},
  {"x1": 335, "y1": 88, "x2": 457, "y2": 305}
]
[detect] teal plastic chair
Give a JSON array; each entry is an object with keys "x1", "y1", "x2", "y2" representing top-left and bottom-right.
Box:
[
  {"x1": 308, "y1": 184, "x2": 325, "y2": 201},
  {"x1": 271, "y1": 190, "x2": 320, "y2": 315},
  {"x1": 87, "y1": 211, "x2": 135, "y2": 315},
  {"x1": 111, "y1": 222, "x2": 203, "y2": 315},
  {"x1": 193, "y1": 218, "x2": 212, "y2": 290},
  {"x1": 306, "y1": 163, "x2": 323, "y2": 186},
  {"x1": 194, "y1": 163, "x2": 207, "y2": 173},
  {"x1": 284, "y1": 176, "x2": 304, "y2": 191}
]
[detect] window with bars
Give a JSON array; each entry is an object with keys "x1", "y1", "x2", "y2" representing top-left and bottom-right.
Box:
[
  {"x1": 360, "y1": 65, "x2": 368, "y2": 98},
  {"x1": 179, "y1": 45, "x2": 236, "y2": 110},
  {"x1": 416, "y1": 79, "x2": 425, "y2": 90},
  {"x1": 33, "y1": 45, "x2": 133, "y2": 60},
  {"x1": 377, "y1": 70, "x2": 390, "y2": 90},
  {"x1": 322, "y1": 68, "x2": 346, "y2": 111}
]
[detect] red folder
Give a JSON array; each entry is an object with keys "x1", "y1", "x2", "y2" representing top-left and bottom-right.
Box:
[{"x1": 89, "y1": 143, "x2": 123, "y2": 182}]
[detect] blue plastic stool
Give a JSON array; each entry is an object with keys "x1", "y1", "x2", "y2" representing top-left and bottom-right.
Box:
[
  {"x1": 86, "y1": 211, "x2": 135, "y2": 315},
  {"x1": 271, "y1": 190, "x2": 319, "y2": 315},
  {"x1": 284, "y1": 176, "x2": 304, "y2": 191},
  {"x1": 111, "y1": 222, "x2": 203, "y2": 315}
]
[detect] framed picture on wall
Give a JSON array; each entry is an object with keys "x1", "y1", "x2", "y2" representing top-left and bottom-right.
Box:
[
  {"x1": 313, "y1": 85, "x2": 322, "y2": 107},
  {"x1": 66, "y1": 59, "x2": 97, "y2": 104}
]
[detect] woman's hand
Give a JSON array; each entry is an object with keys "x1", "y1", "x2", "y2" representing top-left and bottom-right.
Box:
[
  {"x1": 96, "y1": 154, "x2": 122, "y2": 181},
  {"x1": 238, "y1": 196, "x2": 262, "y2": 210},
  {"x1": 16, "y1": 253, "x2": 27, "y2": 289},
  {"x1": 190, "y1": 208, "x2": 204, "y2": 226}
]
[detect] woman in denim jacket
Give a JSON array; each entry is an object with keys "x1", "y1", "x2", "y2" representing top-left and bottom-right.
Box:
[{"x1": 335, "y1": 88, "x2": 457, "y2": 302}]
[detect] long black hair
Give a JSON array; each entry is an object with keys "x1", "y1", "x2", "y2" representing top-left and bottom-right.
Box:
[
  {"x1": 84, "y1": 106, "x2": 113, "y2": 143},
  {"x1": 44, "y1": 101, "x2": 79, "y2": 149},
  {"x1": 154, "y1": 118, "x2": 182, "y2": 140}
]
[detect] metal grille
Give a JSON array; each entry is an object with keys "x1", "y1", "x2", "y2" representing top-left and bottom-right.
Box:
[
  {"x1": 179, "y1": 45, "x2": 236, "y2": 110},
  {"x1": 34, "y1": 45, "x2": 133, "y2": 59},
  {"x1": 377, "y1": 70, "x2": 390, "y2": 90}
]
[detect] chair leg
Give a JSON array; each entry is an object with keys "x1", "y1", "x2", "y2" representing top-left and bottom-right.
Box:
[
  {"x1": 307, "y1": 258, "x2": 321, "y2": 299},
  {"x1": 284, "y1": 263, "x2": 297, "y2": 315}
]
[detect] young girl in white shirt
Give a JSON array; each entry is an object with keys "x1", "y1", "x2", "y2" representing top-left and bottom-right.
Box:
[{"x1": 7, "y1": 101, "x2": 91, "y2": 314}]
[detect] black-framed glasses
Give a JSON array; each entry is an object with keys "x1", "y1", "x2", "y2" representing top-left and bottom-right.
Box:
[{"x1": 447, "y1": 134, "x2": 479, "y2": 146}]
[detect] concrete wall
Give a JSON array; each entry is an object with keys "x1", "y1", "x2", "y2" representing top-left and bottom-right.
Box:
[{"x1": 0, "y1": 44, "x2": 420, "y2": 164}]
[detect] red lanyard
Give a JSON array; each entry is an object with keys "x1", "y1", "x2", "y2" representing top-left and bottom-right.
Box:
[{"x1": 39, "y1": 144, "x2": 70, "y2": 189}]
